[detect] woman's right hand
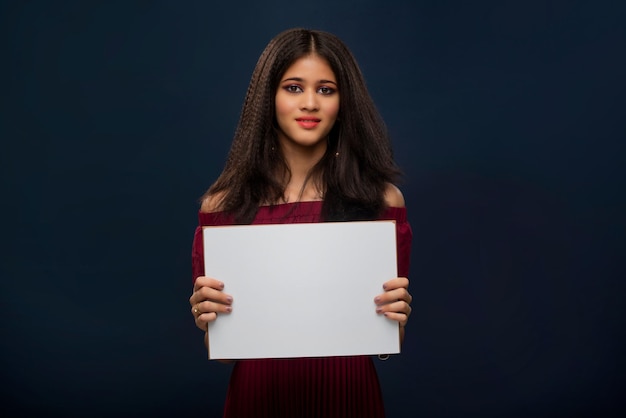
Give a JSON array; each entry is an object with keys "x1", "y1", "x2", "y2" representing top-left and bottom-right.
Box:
[{"x1": 189, "y1": 276, "x2": 233, "y2": 331}]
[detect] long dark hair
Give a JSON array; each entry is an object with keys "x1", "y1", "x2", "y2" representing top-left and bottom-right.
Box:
[{"x1": 204, "y1": 28, "x2": 401, "y2": 223}]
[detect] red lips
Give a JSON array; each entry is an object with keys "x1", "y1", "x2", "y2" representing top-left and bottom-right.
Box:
[{"x1": 296, "y1": 117, "x2": 321, "y2": 129}]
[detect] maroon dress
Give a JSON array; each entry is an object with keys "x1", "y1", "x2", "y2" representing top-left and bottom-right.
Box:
[{"x1": 191, "y1": 201, "x2": 412, "y2": 418}]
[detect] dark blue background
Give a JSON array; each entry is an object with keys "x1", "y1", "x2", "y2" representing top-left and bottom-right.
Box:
[{"x1": 2, "y1": 1, "x2": 624, "y2": 417}]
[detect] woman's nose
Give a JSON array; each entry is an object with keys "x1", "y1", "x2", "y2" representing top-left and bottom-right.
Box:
[{"x1": 300, "y1": 90, "x2": 319, "y2": 111}]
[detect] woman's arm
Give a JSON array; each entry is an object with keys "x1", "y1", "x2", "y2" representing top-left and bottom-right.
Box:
[{"x1": 375, "y1": 183, "x2": 412, "y2": 344}]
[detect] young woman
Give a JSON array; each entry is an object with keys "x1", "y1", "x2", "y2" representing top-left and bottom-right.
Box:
[{"x1": 189, "y1": 28, "x2": 413, "y2": 417}]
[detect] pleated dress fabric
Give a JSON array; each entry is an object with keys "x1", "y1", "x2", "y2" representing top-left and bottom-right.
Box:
[{"x1": 191, "y1": 201, "x2": 412, "y2": 418}]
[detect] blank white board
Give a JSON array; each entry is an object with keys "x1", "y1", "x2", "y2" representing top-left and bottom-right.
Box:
[{"x1": 203, "y1": 220, "x2": 399, "y2": 359}]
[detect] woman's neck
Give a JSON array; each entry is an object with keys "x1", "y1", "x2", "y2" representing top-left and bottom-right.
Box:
[{"x1": 280, "y1": 143, "x2": 326, "y2": 203}]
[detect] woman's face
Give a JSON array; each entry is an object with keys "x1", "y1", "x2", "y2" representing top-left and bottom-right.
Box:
[{"x1": 275, "y1": 53, "x2": 340, "y2": 156}]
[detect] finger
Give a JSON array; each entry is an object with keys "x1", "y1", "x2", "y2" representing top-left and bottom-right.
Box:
[
  {"x1": 192, "y1": 300, "x2": 232, "y2": 332},
  {"x1": 189, "y1": 286, "x2": 233, "y2": 307},
  {"x1": 382, "y1": 311, "x2": 410, "y2": 327},
  {"x1": 374, "y1": 288, "x2": 412, "y2": 305},
  {"x1": 195, "y1": 312, "x2": 216, "y2": 331},
  {"x1": 193, "y1": 276, "x2": 224, "y2": 292},
  {"x1": 382, "y1": 276, "x2": 409, "y2": 291},
  {"x1": 196, "y1": 300, "x2": 233, "y2": 316},
  {"x1": 190, "y1": 302, "x2": 232, "y2": 327},
  {"x1": 375, "y1": 301, "x2": 412, "y2": 317}
]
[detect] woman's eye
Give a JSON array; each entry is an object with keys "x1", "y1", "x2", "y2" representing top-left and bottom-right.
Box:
[
  {"x1": 285, "y1": 85, "x2": 303, "y2": 93},
  {"x1": 318, "y1": 86, "x2": 335, "y2": 95}
]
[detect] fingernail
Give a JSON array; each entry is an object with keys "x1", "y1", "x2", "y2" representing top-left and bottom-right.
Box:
[
  {"x1": 225, "y1": 306, "x2": 232, "y2": 313},
  {"x1": 374, "y1": 297, "x2": 381, "y2": 303},
  {"x1": 382, "y1": 284, "x2": 387, "y2": 290},
  {"x1": 376, "y1": 307, "x2": 382, "y2": 313},
  {"x1": 226, "y1": 296, "x2": 233, "y2": 303},
  {"x1": 383, "y1": 312, "x2": 389, "y2": 317},
  {"x1": 219, "y1": 282, "x2": 224, "y2": 289}
]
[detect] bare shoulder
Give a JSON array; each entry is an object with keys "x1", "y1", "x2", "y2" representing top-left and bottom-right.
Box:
[
  {"x1": 384, "y1": 183, "x2": 405, "y2": 208},
  {"x1": 200, "y1": 191, "x2": 227, "y2": 213}
]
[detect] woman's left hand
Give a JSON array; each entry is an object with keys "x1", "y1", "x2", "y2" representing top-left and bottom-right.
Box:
[{"x1": 374, "y1": 277, "x2": 412, "y2": 342}]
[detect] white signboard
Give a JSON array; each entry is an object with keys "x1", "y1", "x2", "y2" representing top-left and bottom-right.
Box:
[{"x1": 203, "y1": 220, "x2": 399, "y2": 359}]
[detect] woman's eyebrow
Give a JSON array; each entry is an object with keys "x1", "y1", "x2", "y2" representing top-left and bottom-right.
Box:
[{"x1": 281, "y1": 77, "x2": 338, "y2": 86}]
